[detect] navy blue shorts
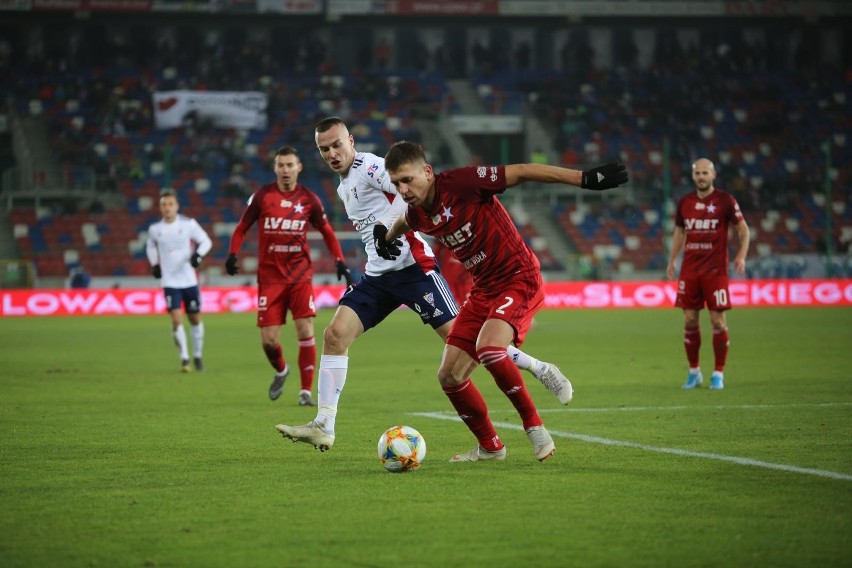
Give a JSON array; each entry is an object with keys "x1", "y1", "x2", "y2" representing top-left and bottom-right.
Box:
[
  {"x1": 163, "y1": 286, "x2": 202, "y2": 314},
  {"x1": 339, "y1": 264, "x2": 458, "y2": 332}
]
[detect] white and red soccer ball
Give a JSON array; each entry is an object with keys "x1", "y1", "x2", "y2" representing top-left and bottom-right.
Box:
[{"x1": 377, "y1": 425, "x2": 426, "y2": 473}]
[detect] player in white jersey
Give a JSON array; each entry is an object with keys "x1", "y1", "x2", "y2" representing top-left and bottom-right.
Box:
[
  {"x1": 275, "y1": 117, "x2": 572, "y2": 455},
  {"x1": 146, "y1": 188, "x2": 213, "y2": 373},
  {"x1": 334, "y1": 147, "x2": 434, "y2": 276}
]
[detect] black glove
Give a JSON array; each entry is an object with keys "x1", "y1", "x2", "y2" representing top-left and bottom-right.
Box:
[
  {"x1": 152, "y1": 264, "x2": 162, "y2": 279},
  {"x1": 581, "y1": 162, "x2": 628, "y2": 191},
  {"x1": 225, "y1": 254, "x2": 239, "y2": 276},
  {"x1": 373, "y1": 224, "x2": 402, "y2": 261},
  {"x1": 190, "y1": 253, "x2": 202, "y2": 268},
  {"x1": 336, "y1": 260, "x2": 353, "y2": 287}
]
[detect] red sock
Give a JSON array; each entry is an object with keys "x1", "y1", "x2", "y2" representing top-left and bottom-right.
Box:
[
  {"x1": 684, "y1": 327, "x2": 701, "y2": 368},
  {"x1": 713, "y1": 328, "x2": 729, "y2": 372},
  {"x1": 477, "y1": 346, "x2": 542, "y2": 430},
  {"x1": 298, "y1": 337, "x2": 316, "y2": 391},
  {"x1": 442, "y1": 379, "x2": 502, "y2": 452},
  {"x1": 263, "y1": 343, "x2": 286, "y2": 374}
]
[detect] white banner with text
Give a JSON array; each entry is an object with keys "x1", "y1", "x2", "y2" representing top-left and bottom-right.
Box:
[{"x1": 152, "y1": 90, "x2": 268, "y2": 130}]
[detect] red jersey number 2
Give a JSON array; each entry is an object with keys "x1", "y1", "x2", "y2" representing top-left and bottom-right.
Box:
[{"x1": 496, "y1": 296, "x2": 514, "y2": 315}]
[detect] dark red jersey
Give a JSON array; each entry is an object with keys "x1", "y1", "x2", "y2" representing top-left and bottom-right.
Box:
[
  {"x1": 674, "y1": 188, "x2": 745, "y2": 278},
  {"x1": 230, "y1": 183, "x2": 332, "y2": 284},
  {"x1": 404, "y1": 165, "x2": 540, "y2": 294}
]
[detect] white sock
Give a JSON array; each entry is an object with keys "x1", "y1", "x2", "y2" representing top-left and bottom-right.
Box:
[
  {"x1": 317, "y1": 355, "x2": 348, "y2": 432},
  {"x1": 506, "y1": 345, "x2": 541, "y2": 374},
  {"x1": 173, "y1": 325, "x2": 189, "y2": 360},
  {"x1": 190, "y1": 322, "x2": 204, "y2": 358}
]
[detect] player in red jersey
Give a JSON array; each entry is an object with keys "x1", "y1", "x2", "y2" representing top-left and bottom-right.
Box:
[
  {"x1": 666, "y1": 158, "x2": 750, "y2": 390},
  {"x1": 377, "y1": 141, "x2": 628, "y2": 462},
  {"x1": 225, "y1": 146, "x2": 353, "y2": 405}
]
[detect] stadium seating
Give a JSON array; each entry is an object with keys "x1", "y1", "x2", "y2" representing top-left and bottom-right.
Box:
[{"x1": 5, "y1": 26, "x2": 847, "y2": 279}]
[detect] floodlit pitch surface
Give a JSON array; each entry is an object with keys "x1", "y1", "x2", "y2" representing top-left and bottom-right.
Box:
[{"x1": 1, "y1": 306, "x2": 850, "y2": 567}]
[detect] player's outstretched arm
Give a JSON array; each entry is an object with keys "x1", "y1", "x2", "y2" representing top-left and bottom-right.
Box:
[
  {"x1": 385, "y1": 216, "x2": 411, "y2": 242},
  {"x1": 504, "y1": 162, "x2": 627, "y2": 191}
]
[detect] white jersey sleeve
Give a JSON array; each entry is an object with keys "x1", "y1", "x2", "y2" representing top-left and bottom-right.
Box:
[
  {"x1": 337, "y1": 152, "x2": 433, "y2": 276},
  {"x1": 190, "y1": 218, "x2": 213, "y2": 257},
  {"x1": 146, "y1": 216, "x2": 210, "y2": 288}
]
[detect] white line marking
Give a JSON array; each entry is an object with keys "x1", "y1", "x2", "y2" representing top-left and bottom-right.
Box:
[{"x1": 411, "y1": 412, "x2": 852, "y2": 482}]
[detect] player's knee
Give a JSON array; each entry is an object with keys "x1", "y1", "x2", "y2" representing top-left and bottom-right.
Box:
[
  {"x1": 437, "y1": 366, "x2": 464, "y2": 388},
  {"x1": 322, "y1": 323, "x2": 352, "y2": 354}
]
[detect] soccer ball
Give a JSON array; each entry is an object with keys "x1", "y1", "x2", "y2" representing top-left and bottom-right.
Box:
[{"x1": 377, "y1": 425, "x2": 426, "y2": 473}]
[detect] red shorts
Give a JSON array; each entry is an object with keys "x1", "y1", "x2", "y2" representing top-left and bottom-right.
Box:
[
  {"x1": 675, "y1": 275, "x2": 732, "y2": 311},
  {"x1": 447, "y1": 275, "x2": 543, "y2": 361},
  {"x1": 257, "y1": 281, "x2": 316, "y2": 327}
]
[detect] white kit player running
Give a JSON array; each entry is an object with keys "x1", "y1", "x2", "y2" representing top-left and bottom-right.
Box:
[
  {"x1": 275, "y1": 117, "x2": 572, "y2": 453},
  {"x1": 146, "y1": 188, "x2": 213, "y2": 372}
]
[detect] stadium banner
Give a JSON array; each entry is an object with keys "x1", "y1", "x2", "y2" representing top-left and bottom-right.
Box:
[
  {"x1": 152, "y1": 91, "x2": 268, "y2": 130},
  {"x1": 450, "y1": 115, "x2": 523, "y2": 134},
  {"x1": 498, "y1": 1, "x2": 720, "y2": 16},
  {"x1": 2, "y1": 279, "x2": 851, "y2": 317},
  {"x1": 151, "y1": 0, "x2": 213, "y2": 10},
  {"x1": 326, "y1": 0, "x2": 379, "y2": 15},
  {"x1": 31, "y1": 0, "x2": 152, "y2": 10},
  {"x1": 258, "y1": 0, "x2": 321, "y2": 13},
  {"x1": 387, "y1": 0, "x2": 499, "y2": 15}
]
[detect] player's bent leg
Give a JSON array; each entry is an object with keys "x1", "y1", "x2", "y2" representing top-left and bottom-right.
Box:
[{"x1": 322, "y1": 305, "x2": 363, "y2": 355}]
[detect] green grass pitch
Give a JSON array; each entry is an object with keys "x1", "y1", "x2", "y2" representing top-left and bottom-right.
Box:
[{"x1": 1, "y1": 306, "x2": 850, "y2": 567}]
